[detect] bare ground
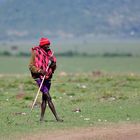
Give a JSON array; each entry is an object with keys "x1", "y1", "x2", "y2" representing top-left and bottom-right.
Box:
[{"x1": 19, "y1": 123, "x2": 140, "y2": 140}]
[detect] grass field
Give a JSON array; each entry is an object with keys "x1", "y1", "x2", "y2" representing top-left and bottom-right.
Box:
[
  {"x1": 0, "y1": 41, "x2": 140, "y2": 139},
  {"x1": 0, "y1": 73, "x2": 140, "y2": 139},
  {"x1": 0, "y1": 56, "x2": 140, "y2": 74}
]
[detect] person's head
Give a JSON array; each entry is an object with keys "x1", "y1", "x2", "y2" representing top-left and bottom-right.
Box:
[{"x1": 39, "y1": 37, "x2": 50, "y2": 50}]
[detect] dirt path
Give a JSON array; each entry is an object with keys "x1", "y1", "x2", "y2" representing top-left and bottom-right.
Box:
[{"x1": 20, "y1": 123, "x2": 140, "y2": 140}]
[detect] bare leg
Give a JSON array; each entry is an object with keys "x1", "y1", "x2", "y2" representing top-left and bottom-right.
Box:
[
  {"x1": 46, "y1": 93, "x2": 63, "y2": 122},
  {"x1": 40, "y1": 94, "x2": 47, "y2": 121}
]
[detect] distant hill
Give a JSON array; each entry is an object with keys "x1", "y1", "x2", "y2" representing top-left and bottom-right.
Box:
[{"x1": 0, "y1": 0, "x2": 140, "y2": 41}]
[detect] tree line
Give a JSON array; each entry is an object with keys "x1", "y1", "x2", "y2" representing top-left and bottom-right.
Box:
[{"x1": 0, "y1": 50, "x2": 135, "y2": 57}]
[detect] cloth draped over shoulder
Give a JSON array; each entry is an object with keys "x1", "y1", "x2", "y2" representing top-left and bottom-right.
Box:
[{"x1": 29, "y1": 46, "x2": 56, "y2": 80}]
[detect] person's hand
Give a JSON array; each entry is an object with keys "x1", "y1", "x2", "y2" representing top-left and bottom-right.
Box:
[{"x1": 38, "y1": 69, "x2": 47, "y2": 75}]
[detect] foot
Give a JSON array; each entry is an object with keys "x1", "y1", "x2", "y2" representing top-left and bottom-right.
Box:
[
  {"x1": 40, "y1": 117, "x2": 44, "y2": 122},
  {"x1": 56, "y1": 118, "x2": 63, "y2": 122}
]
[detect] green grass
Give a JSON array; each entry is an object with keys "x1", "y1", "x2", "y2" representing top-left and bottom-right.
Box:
[
  {"x1": 0, "y1": 73, "x2": 140, "y2": 139},
  {"x1": 0, "y1": 42, "x2": 140, "y2": 139},
  {"x1": 0, "y1": 56, "x2": 140, "y2": 74}
]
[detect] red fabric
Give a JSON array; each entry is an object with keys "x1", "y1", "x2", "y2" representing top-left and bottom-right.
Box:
[
  {"x1": 39, "y1": 38, "x2": 50, "y2": 47},
  {"x1": 32, "y1": 46, "x2": 56, "y2": 79}
]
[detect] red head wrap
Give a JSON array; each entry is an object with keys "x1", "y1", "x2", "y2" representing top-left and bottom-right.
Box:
[{"x1": 39, "y1": 38, "x2": 50, "y2": 47}]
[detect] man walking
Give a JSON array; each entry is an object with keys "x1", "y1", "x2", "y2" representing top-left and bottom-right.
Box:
[{"x1": 29, "y1": 37, "x2": 63, "y2": 122}]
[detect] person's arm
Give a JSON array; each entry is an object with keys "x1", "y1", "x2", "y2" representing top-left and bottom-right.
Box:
[
  {"x1": 50, "y1": 62, "x2": 56, "y2": 73},
  {"x1": 50, "y1": 54, "x2": 57, "y2": 72}
]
